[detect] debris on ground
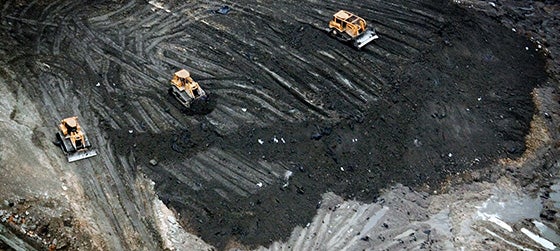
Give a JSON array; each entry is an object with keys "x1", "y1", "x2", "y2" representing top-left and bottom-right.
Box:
[{"x1": 215, "y1": 6, "x2": 231, "y2": 15}]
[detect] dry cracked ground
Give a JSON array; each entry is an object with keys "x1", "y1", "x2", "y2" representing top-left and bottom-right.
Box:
[{"x1": 0, "y1": 0, "x2": 559, "y2": 250}]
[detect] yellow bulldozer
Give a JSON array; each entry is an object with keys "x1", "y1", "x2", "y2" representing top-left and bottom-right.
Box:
[
  {"x1": 328, "y1": 10, "x2": 379, "y2": 49},
  {"x1": 55, "y1": 116, "x2": 97, "y2": 162},
  {"x1": 169, "y1": 69, "x2": 207, "y2": 108}
]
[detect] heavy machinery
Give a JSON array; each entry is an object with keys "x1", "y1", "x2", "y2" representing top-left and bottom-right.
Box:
[
  {"x1": 169, "y1": 69, "x2": 208, "y2": 108},
  {"x1": 328, "y1": 10, "x2": 379, "y2": 49},
  {"x1": 55, "y1": 116, "x2": 97, "y2": 162}
]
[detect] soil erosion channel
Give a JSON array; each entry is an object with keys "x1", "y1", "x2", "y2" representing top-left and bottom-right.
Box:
[{"x1": 1, "y1": 0, "x2": 546, "y2": 249}]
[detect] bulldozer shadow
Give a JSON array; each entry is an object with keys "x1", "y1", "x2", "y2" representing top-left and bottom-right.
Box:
[{"x1": 166, "y1": 89, "x2": 218, "y2": 116}]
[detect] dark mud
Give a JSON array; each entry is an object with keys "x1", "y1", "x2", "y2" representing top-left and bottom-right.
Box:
[
  {"x1": 142, "y1": 2, "x2": 546, "y2": 248},
  {"x1": 0, "y1": 0, "x2": 548, "y2": 250}
]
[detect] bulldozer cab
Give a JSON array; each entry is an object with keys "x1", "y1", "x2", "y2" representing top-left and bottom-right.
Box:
[
  {"x1": 60, "y1": 117, "x2": 86, "y2": 149},
  {"x1": 330, "y1": 10, "x2": 367, "y2": 38},
  {"x1": 328, "y1": 10, "x2": 378, "y2": 49},
  {"x1": 171, "y1": 69, "x2": 206, "y2": 99},
  {"x1": 60, "y1": 117, "x2": 80, "y2": 135},
  {"x1": 172, "y1": 69, "x2": 190, "y2": 86},
  {"x1": 56, "y1": 116, "x2": 97, "y2": 162},
  {"x1": 168, "y1": 68, "x2": 213, "y2": 112}
]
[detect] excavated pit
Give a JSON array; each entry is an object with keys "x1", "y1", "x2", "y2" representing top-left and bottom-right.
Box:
[{"x1": 0, "y1": 0, "x2": 549, "y2": 249}]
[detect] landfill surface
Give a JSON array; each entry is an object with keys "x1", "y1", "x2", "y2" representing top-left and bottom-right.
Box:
[{"x1": 0, "y1": 0, "x2": 558, "y2": 250}]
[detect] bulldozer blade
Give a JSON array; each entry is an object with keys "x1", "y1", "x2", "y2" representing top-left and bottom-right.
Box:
[
  {"x1": 67, "y1": 149, "x2": 97, "y2": 162},
  {"x1": 354, "y1": 29, "x2": 379, "y2": 49}
]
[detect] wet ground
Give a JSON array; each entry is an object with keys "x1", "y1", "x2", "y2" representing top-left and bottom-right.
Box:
[{"x1": 0, "y1": 0, "x2": 556, "y2": 250}]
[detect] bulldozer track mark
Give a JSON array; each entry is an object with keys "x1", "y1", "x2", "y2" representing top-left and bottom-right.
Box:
[{"x1": 256, "y1": 62, "x2": 334, "y2": 119}]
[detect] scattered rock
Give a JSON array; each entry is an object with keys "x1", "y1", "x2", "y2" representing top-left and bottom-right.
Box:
[
  {"x1": 311, "y1": 133, "x2": 322, "y2": 140},
  {"x1": 215, "y1": 5, "x2": 230, "y2": 15},
  {"x1": 149, "y1": 159, "x2": 158, "y2": 166}
]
